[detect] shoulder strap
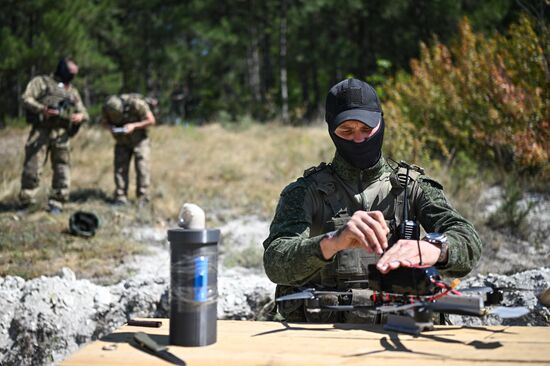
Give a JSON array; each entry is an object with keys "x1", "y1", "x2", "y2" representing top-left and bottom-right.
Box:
[
  {"x1": 364, "y1": 171, "x2": 392, "y2": 210},
  {"x1": 390, "y1": 163, "x2": 425, "y2": 225},
  {"x1": 40, "y1": 76, "x2": 55, "y2": 101},
  {"x1": 303, "y1": 163, "x2": 343, "y2": 217}
]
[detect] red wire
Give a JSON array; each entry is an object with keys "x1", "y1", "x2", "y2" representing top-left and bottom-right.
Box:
[{"x1": 427, "y1": 279, "x2": 463, "y2": 301}]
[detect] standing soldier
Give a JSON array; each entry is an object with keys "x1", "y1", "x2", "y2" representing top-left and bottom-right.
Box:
[
  {"x1": 19, "y1": 57, "x2": 89, "y2": 214},
  {"x1": 100, "y1": 94, "x2": 156, "y2": 206}
]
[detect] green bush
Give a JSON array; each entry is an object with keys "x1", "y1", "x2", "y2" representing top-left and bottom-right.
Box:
[
  {"x1": 383, "y1": 16, "x2": 549, "y2": 178},
  {"x1": 487, "y1": 180, "x2": 536, "y2": 240}
]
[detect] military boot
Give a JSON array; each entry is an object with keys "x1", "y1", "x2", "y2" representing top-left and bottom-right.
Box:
[
  {"x1": 113, "y1": 195, "x2": 128, "y2": 206},
  {"x1": 18, "y1": 190, "x2": 38, "y2": 209},
  {"x1": 47, "y1": 199, "x2": 63, "y2": 215}
]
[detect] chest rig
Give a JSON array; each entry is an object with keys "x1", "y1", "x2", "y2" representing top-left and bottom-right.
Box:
[
  {"x1": 113, "y1": 95, "x2": 148, "y2": 144},
  {"x1": 304, "y1": 161, "x2": 424, "y2": 290},
  {"x1": 31, "y1": 76, "x2": 76, "y2": 129}
]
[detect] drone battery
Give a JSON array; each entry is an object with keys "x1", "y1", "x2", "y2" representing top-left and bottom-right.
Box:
[{"x1": 367, "y1": 265, "x2": 440, "y2": 295}]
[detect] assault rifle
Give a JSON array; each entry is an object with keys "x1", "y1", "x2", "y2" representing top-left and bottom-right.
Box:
[{"x1": 48, "y1": 97, "x2": 81, "y2": 137}]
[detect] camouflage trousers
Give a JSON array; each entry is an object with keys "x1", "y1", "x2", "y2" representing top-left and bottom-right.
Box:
[
  {"x1": 19, "y1": 126, "x2": 71, "y2": 207},
  {"x1": 113, "y1": 138, "x2": 150, "y2": 201}
]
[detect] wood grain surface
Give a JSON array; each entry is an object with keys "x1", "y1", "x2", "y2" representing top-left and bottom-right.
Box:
[{"x1": 60, "y1": 319, "x2": 550, "y2": 366}]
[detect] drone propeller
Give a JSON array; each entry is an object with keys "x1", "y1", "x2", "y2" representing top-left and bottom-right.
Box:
[
  {"x1": 276, "y1": 290, "x2": 316, "y2": 301},
  {"x1": 489, "y1": 306, "x2": 530, "y2": 319},
  {"x1": 458, "y1": 286, "x2": 494, "y2": 294},
  {"x1": 276, "y1": 288, "x2": 351, "y2": 302},
  {"x1": 458, "y1": 285, "x2": 546, "y2": 293}
]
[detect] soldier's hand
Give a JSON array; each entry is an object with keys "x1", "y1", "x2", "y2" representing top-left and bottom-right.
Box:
[
  {"x1": 320, "y1": 210, "x2": 389, "y2": 259},
  {"x1": 71, "y1": 113, "x2": 84, "y2": 124},
  {"x1": 124, "y1": 123, "x2": 136, "y2": 134},
  {"x1": 376, "y1": 239, "x2": 441, "y2": 273},
  {"x1": 43, "y1": 107, "x2": 60, "y2": 118}
]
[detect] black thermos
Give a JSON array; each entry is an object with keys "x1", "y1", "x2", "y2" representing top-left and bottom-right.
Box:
[{"x1": 168, "y1": 228, "x2": 220, "y2": 346}]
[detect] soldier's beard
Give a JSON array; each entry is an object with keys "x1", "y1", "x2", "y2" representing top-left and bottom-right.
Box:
[{"x1": 329, "y1": 118, "x2": 384, "y2": 170}]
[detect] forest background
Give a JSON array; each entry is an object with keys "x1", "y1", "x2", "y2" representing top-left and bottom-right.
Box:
[
  {"x1": 1, "y1": 0, "x2": 548, "y2": 178},
  {"x1": 0, "y1": 0, "x2": 549, "y2": 279}
]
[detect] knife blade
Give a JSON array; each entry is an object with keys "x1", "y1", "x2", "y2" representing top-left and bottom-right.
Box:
[{"x1": 133, "y1": 332, "x2": 186, "y2": 365}]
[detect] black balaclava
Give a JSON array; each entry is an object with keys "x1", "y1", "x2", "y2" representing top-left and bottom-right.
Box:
[
  {"x1": 329, "y1": 117, "x2": 385, "y2": 170},
  {"x1": 54, "y1": 58, "x2": 75, "y2": 84}
]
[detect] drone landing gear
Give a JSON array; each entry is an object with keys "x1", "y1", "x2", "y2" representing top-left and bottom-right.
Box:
[{"x1": 383, "y1": 307, "x2": 434, "y2": 335}]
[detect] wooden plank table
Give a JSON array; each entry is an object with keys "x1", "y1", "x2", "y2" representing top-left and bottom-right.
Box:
[{"x1": 61, "y1": 319, "x2": 550, "y2": 366}]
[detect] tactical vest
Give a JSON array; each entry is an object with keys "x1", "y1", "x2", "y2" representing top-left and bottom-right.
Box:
[
  {"x1": 28, "y1": 76, "x2": 76, "y2": 129},
  {"x1": 112, "y1": 94, "x2": 148, "y2": 145},
  {"x1": 303, "y1": 162, "x2": 423, "y2": 289},
  {"x1": 276, "y1": 161, "x2": 427, "y2": 322}
]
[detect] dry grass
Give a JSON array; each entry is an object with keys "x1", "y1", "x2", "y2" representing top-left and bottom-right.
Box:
[
  {"x1": 0, "y1": 122, "x2": 335, "y2": 280},
  {"x1": 0, "y1": 122, "x2": 492, "y2": 280},
  {"x1": 147, "y1": 123, "x2": 334, "y2": 219}
]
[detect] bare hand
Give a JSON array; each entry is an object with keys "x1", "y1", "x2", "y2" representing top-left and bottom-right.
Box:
[
  {"x1": 376, "y1": 239, "x2": 441, "y2": 273},
  {"x1": 43, "y1": 108, "x2": 60, "y2": 118},
  {"x1": 71, "y1": 113, "x2": 84, "y2": 124},
  {"x1": 320, "y1": 210, "x2": 389, "y2": 259},
  {"x1": 124, "y1": 123, "x2": 135, "y2": 134}
]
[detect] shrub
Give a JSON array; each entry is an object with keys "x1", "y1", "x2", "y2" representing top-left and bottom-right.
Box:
[{"x1": 383, "y1": 15, "x2": 549, "y2": 178}]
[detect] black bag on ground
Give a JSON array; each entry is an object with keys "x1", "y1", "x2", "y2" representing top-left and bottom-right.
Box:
[{"x1": 69, "y1": 211, "x2": 99, "y2": 237}]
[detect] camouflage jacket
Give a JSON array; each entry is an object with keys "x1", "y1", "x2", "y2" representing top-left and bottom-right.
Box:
[
  {"x1": 102, "y1": 94, "x2": 151, "y2": 145},
  {"x1": 263, "y1": 154, "x2": 483, "y2": 288},
  {"x1": 22, "y1": 75, "x2": 89, "y2": 129}
]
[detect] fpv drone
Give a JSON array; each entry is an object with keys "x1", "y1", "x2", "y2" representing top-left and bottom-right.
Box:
[{"x1": 276, "y1": 265, "x2": 530, "y2": 335}]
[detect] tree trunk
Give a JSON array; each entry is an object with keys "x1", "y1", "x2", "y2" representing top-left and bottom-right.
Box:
[
  {"x1": 16, "y1": 79, "x2": 23, "y2": 118},
  {"x1": 312, "y1": 61, "x2": 320, "y2": 111},
  {"x1": 300, "y1": 63, "x2": 309, "y2": 117},
  {"x1": 279, "y1": 0, "x2": 289, "y2": 124},
  {"x1": 261, "y1": 33, "x2": 271, "y2": 100},
  {"x1": 248, "y1": 25, "x2": 262, "y2": 117}
]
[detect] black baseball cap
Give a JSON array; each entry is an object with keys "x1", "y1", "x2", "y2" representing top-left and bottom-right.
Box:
[{"x1": 325, "y1": 78, "x2": 383, "y2": 129}]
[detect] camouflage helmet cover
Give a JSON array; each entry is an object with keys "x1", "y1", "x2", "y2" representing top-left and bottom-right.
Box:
[{"x1": 103, "y1": 95, "x2": 124, "y2": 123}]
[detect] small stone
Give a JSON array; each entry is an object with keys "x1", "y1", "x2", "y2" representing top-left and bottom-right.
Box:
[{"x1": 58, "y1": 267, "x2": 76, "y2": 281}]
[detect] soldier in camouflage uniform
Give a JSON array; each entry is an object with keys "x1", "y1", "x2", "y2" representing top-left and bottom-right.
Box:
[
  {"x1": 19, "y1": 57, "x2": 89, "y2": 213},
  {"x1": 263, "y1": 79, "x2": 483, "y2": 323},
  {"x1": 100, "y1": 94, "x2": 156, "y2": 205}
]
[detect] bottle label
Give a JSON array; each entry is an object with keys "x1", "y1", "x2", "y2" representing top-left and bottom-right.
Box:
[{"x1": 194, "y1": 256, "x2": 208, "y2": 302}]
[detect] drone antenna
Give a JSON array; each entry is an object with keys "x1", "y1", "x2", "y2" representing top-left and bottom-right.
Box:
[
  {"x1": 402, "y1": 163, "x2": 410, "y2": 222},
  {"x1": 400, "y1": 161, "x2": 423, "y2": 266}
]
